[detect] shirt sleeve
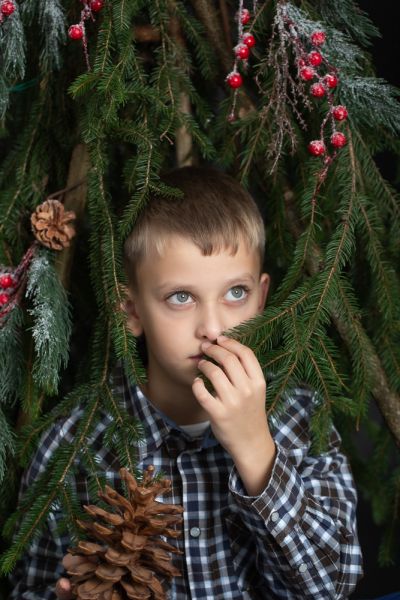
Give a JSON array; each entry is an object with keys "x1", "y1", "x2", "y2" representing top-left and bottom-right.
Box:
[{"x1": 228, "y1": 396, "x2": 363, "y2": 599}]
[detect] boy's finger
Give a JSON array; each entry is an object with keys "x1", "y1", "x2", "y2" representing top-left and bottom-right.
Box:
[
  {"x1": 192, "y1": 377, "x2": 223, "y2": 418},
  {"x1": 200, "y1": 342, "x2": 246, "y2": 388},
  {"x1": 216, "y1": 336, "x2": 263, "y2": 380},
  {"x1": 197, "y1": 359, "x2": 233, "y2": 400},
  {"x1": 55, "y1": 577, "x2": 73, "y2": 600}
]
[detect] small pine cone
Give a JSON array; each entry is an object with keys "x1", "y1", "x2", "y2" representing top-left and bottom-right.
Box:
[
  {"x1": 65, "y1": 467, "x2": 184, "y2": 600},
  {"x1": 31, "y1": 199, "x2": 76, "y2": 250}
]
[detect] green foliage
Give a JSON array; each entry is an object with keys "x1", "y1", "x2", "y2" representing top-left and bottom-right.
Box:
[
  {"x1": 25, "y1": 248, "x2": 72, "y2": 395},
  {"x1": 0, "y1": 0, "x2": 399, "y2": 583}
]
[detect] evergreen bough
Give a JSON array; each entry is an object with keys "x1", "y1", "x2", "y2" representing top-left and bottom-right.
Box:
[{"x1": 0, "y1": 0, "x2": 399, "y2": 588}]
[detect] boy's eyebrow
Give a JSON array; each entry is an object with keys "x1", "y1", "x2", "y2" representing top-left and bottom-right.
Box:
[{"x1": 155, "y1": 274, "x2": 256, "y2": 293}]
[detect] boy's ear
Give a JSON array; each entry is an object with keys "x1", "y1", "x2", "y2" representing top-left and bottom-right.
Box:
[
  {"x1": 258, "y1": 273, "x2": 270, "y2": 312},
  {"x1": 120, "y1": 285, "x2": 144, "y2": 337}
]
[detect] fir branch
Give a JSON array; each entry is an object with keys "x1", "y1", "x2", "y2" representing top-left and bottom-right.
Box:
[
  {"x1": 37, "y1": 0, "x2": 66, "y2": 71},
  {"x1": 0, "y1": 87, "x2": 50, "y2": 251},
  {"x1": 0, "y1": 393, "x2": 101, "y2": 574},
  {"x1": 25, "y1": 249, "x2": 72, "y2": 395},
  {"x1": 285, "y1": 3, "x2": 367, "y2": 74},
  {"x1": 0, "y1": 2, "x2": 25, "y2": 79},
  {"x1": 16, "y1": 384, "x2": 96, "y2": 468},
  {"x1": 373, "y1": 332, "x2": 400, "y2": 395},
  {"x1": 0, "y1": 410, "x2": 15, "y2": 484},
  {"x1": 172, "y1": 0, "x2": 217, "y2": 81},
  {"x1": 191, "y1": 0, "x2": 231, "y2": 71},
  {"x1": 340, "y1": 77, "x2": 400, "y2": 137},
  {"x1": 354, "y1": 131, "x2": 400, "y2": 222},
  {"x1": 102, "y1": 384, "x2": 143, "y2": 475},
  {"x1": 0, "y1": 306, "x2": 24, "y2": 406},
  {"x1": 315, "y1": 0, "x2": 380, "y2": 47},
  {"x1": 356, "y1": 194, "x2": 400, "y2": 325}
]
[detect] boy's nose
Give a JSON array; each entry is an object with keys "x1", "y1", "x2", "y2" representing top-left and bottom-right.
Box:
[{"x1": 195, "y1": 306, "x2": 224, "y2": 341}]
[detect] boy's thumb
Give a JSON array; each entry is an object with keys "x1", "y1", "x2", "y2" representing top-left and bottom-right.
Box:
[{"x1": 55, "y1": 577, "x2": 73, "y2": 600}]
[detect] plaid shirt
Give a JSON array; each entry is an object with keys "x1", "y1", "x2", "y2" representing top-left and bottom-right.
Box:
[{"x1": 9, "y1": 367, "x2": 363, "y2": 599}]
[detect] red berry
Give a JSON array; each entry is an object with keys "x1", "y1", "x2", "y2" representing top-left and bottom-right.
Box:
[
  {"x1": 90, "y1": 0, "x2": 104, "y2": 11},
  {"x1": 0, "y1": 274, "x2": 14, "y2": 289},
  {"x1": 240, "y1": 8, "x2": 251, "y2": 25},
  {"x1": 0, "y1": 293, "x2": 9, "y2": 306},
  {"x1": 68, "y1": 24, "x2": 84, "y2": 40},
  {"x1": 332, "y1": 105, "x2": 348, "y2": 121},
  {"x1": 226, "y1": 71, "x2": 243, "y2": 89},
  {"x1": 311, "y1": 82, "x2": 326, "y2": 98},
  {"x1": 331, "y1": 131, "x2": 347, "y2": 148},
  {"x1": 242, "y1": 33, "x2": 256, "y2": 48},
  {"x1": 308, "y1": 140, "x2": 326, "y2": 156},
  {"x1": 298, "y1": 58, "x2": 306, "y2": 67},
  {"x1": 311, "y1": 31, "x2": 326, "y2": 46},
  {"x1": 235, "y1": 43, "x2": 250, "y2": 60},
  {"x1": 308, "y1": 51, "x2": 323, "y2": 67},
  {"x1": 324, "y1": 73, "x2": 338, "y2": 88},
  {"x1": 299, "y1": 66, "x2": 315, "y2": 81},
  {"x1": 1, "y1": 1, "x2": 15, "y2": 16}
]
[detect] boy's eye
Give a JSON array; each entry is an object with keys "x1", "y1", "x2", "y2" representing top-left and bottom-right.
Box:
[
  {"x1": 225, "y1": 286, "x2": 249, "y2": 301},
  {"x1": 167, "y1": 291, "x2": 193, "y2": 305}
]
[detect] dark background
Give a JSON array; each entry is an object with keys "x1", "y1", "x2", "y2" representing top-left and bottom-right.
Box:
[{"x1": 351, "y1": 2, "x2": 399, "y2": 598}]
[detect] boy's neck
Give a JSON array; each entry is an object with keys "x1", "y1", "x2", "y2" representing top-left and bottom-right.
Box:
[{"x1": 139, "y1": 372, "x2": 210, "y2": 426}]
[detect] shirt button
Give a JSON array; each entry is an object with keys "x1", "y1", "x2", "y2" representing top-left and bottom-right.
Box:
[
  {"x1": 189, "y1": 527, "x2": 201, "y2": 538},
  {"x1": 270, "y1": 511, "x2": 279, "y2": 523},
  {"x1": 298, "y1": 563, "x2": 307, "y2": 573}
]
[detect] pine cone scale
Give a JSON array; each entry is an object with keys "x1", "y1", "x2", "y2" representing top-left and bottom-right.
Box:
[
  {"x1": 75, "y1": 541, "x2": 106, "y2": 555},
  {"x1": 120, "y1": 580, "x2": 151, "y2": 599},
  {"x1": 104, "y1": 547, "x2": 134, "y2": 567},
  {"x1": 95, "y1": 564, "x2": 127, "y2": 582},
  {"x1": 77, "y1": 577, "x2": 114, "y2": 598}
]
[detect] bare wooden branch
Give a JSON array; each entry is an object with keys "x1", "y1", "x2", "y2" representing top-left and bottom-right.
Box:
[
  {"x1": 191, "y1": 0, "x2": 232, "y2": 71},
  {"x1": 54, "y1": 144, "x2": 90, "y2": 289},
  {"x1": 168, "y1": 14, "x2": 194, "y2": 166},
  {"x1": 134, "y1": 25, "x2": 161, "y2": 43},
  {"x1": 218, "y1": 0, "x2": 232, "y2": 50}
]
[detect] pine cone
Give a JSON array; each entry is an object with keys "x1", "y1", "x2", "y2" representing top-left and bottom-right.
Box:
[
  {"x1": 65, "y1": 466, "x2": 184, "y2": 600},
  {"x1": 31, "y1": 199, "x2": 76, "y2": 250}
]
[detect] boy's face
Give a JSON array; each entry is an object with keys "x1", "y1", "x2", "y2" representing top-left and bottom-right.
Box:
[{"x1": 124, "y1": 235, "x2": 269, "y2": 392}]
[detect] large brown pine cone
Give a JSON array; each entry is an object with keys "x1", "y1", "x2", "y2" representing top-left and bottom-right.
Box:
[
  {"x1": 31, "y1": 199, "x2": 76, "y2": 250},
  {"x1": 64, "y1": 466, "x2": 184, "y2": 600}
]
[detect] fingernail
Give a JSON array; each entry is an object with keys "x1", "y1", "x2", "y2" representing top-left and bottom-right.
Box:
[
  {"x1": 218, "y1": 335, "x2": 228, "y2": 342},
  {"x1": 201, "y1": 341, "x2": 212, "y2": 348}
]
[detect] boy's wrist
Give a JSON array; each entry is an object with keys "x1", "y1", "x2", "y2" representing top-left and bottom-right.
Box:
[{"x1": 231, "y1": 435, "x2": 277, "y2": 497}]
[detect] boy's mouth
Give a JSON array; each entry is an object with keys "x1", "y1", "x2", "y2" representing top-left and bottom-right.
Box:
[{"x1": 189, "y1": 354, "x2": 205, "y2": 361}]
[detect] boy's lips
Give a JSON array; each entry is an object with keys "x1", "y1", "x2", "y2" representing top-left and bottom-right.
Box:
[{"x1": 189, "y1": 354, "x2": 205, "y2": 361}]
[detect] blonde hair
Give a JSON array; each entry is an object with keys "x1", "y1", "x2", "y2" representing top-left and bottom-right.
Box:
[{"x1": 123, "y1": 166, "x2": 265, "y2": 287}]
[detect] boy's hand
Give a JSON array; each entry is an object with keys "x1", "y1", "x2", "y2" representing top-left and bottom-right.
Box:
[
  {"x1": 55, "y1": 577, "x2": 73, "y2": 600},
  {"x1": 192, "y1": 335, "x2": 276, "y2": 495},
  {"x1": 55, "y1": 553, "x2": 94, "y2": 599}
]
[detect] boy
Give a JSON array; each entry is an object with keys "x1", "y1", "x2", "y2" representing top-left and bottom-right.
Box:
[{"x1": 10, "y1": 166, "x2": 363, "y2": 599}]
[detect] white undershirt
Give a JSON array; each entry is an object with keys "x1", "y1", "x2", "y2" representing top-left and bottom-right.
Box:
[{"x1": 179, "y1": 420, "x2": 210, "y2": 438}]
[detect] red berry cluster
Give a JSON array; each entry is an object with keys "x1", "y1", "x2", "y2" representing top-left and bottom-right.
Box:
[
  {"x1": 297, "y1": 30, "x2": 348, "y2": 157},
  {"x1": 0, "y1": 245, "x2": 37, "y2": 323},
  {"x1": 0, "y1": 273, "x2": 15, "y2": 307},
  {"x1": 0, "y1": 0, "x2": 16, "y2": 24},
  {"x1": 68, "y1": 0, "x2": 104, "y2": 40},
  {"x1": 226, "y1": 8, "x2": 256, "y2": 91},
  {"x1": 68, "y1": 1, "x2": 104, "y2": 47}
]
